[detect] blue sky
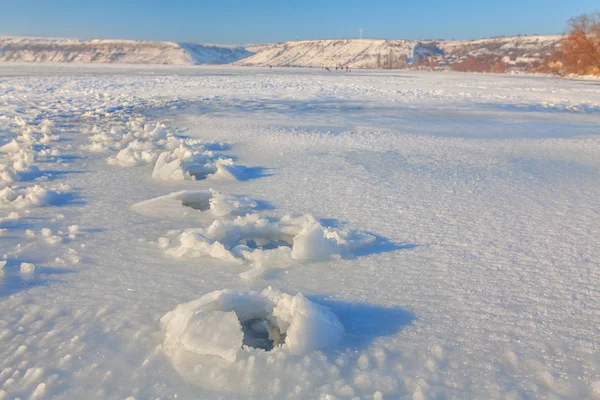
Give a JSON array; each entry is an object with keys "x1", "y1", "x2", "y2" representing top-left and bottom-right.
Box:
[{"x1": 0, "y1": 0, "x2": 597, "y2": 44}]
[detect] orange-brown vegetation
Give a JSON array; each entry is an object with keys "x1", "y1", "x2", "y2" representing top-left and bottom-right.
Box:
[{"x1": 553, "y1": 13, "x2": 600, "y2": 76}]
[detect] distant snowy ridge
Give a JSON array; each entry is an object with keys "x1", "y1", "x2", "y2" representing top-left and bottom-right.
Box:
[
  {"x1": 235, "y1": 39, "x2": 416, "y2": 68},
  {"x1": 0, "y1": 35, "x2": 562, "y2": 69},
  {"x1": 0, "y1": 36, "x2": 252, "y2": 65},
  {"x1": 236, "y1": 36, "x2": 563, "y2": 69},
  {"x1": 434, "y1": 35, "x2": 562, "y2": 64}
]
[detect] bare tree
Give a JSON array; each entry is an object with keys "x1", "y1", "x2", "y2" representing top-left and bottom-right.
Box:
[{"x1": 554, "y1": 13, "x2": 600, "y2": 75}]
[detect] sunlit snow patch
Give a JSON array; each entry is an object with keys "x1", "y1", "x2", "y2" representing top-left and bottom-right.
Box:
[
  {"x1": 161, "y1": 287, "x2": 344, "y2": 394},
  {"x1": 131, "y1": 189, "x2": 258, "y2": 221}
]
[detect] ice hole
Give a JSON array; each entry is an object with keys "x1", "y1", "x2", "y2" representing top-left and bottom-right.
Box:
[
  {"x1": 240, "y1": 317, "x2": 286, "y2": 351},
  {"x1": 188, "y1": 170, "x2": 214, "y2": 181},
  {"x1": 241, "y1": 237, "x2": 293, "y2": 250},
  {"x1": 181, "y1": 198, "x2": 211, "y2": 211}
]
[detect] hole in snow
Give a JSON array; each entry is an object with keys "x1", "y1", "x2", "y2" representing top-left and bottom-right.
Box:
[
  {"x1": 241, "y1": 237, "x2": 293, "y2": 250},
  {"x1": 180, "y1": 198, "x2": 211, "y2": 211},
  {"x1": 240, "y1": 317, "x2": 286, "y2": 351},
  {"x1": 131, "y1": 190, "x2": 259, "y2": 220},
  {"x1": 161, "y1": 288, "x2": 344, "y2": 362}
]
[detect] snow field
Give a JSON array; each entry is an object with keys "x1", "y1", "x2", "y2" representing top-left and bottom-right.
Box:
[
  {"x1": 84, "y1": 88, "x2": 388, "y2": 391},
  {"x1": 0, "y1": 65, "x2": 598, "y2": 399},
  {"x1": 0, "y1": 70, "x2": 379, "y2": 397}
]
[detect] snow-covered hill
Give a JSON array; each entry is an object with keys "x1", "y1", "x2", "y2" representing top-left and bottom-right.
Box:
[
  {"x1": 235, "y1": 39, "x2": 416, "y2": 68},
  {"x1": 0, "y1": 35, "x2": 563, "y2": 70},
  {"x1": 236, "y1": 36, "x2": 563, "y2": 69},
  {"x1": 0, "y1": 36, "x2": 252, "y2": 65},
  {"x1": 434, "y1": 35, "x2": 562, "y2": 65}
]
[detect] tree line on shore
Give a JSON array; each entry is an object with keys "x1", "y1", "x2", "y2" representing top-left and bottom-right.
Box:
[{"x1": 403, "y1": 13, "x2": 600, "y2": 76}]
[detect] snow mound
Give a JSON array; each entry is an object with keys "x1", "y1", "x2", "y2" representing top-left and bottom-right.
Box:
[
  {"x1": 107, "y1": 140, "x2": 161, "y2": 167},
  {"x1": 0, "y1": 117, "x2": 63, "y2": 190},
  {"x1": 152, "y1": 147, "x2": 218, "y2": 181},
  {"x1": 0, "y1": 153, "x2": 42, "y2": 184},
  {"x1": 151, "y1": 147, "x2": 239, "y2": 181},
  {"x1": 160, "y1": 288, "x2": 346, "y2": 395},
  {"x1": 161, "y1": 286, "x2": 343, "y2": 360},
  {"x1": 87, "y1": 118, "x2": 244, "y2": 180},
  {"x1": 103, "y1": 121, "x2": 171, "y2": 166},
  {"x1": 20, "y1": 262, "x2": 36, "y2": 275},
  {"x1": 0, "y1": 185, "x2": 57, "y2": 208},
  {"x1": 164, "y1": 214, "x2": 376, "y2": 275},
  {"x1": 131, "y1": 189, "x2": 258, "y2": 221}
]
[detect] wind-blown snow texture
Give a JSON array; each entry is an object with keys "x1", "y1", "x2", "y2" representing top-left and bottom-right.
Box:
[{"x1": 0, "y1": 63, "x2": 599, "y2": 399}]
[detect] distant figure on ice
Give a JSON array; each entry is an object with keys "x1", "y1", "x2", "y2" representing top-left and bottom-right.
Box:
[
  {"x1": 269, "y1": 65, "x2": 272, "y2": 69},
  {"x1": 346, "y1": 66, "x2": 349, "y2": 72}
]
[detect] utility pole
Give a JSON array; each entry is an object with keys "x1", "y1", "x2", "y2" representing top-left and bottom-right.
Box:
[{"x1": 359, "y1": 28, "x2": 363, "y2": 39}]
